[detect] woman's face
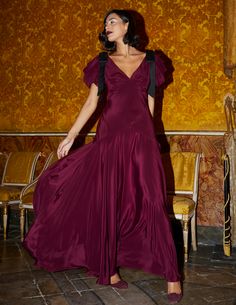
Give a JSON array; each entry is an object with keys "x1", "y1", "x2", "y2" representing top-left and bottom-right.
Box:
[{"x1": 105, "y1": 13, "x2": 128, "y2": 42}]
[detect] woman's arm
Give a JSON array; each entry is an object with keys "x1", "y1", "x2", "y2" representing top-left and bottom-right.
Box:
[
  {"x1": 57, "y1": 84, "x2": 99, "y2": 159},
  {"x1": 148, "y1": 95, "x2": 155, "y2": 117}
]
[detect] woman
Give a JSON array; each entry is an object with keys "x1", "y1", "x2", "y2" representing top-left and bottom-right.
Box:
[{"x1": 24, "y1": 9, "x2": 182, "y2": 303}]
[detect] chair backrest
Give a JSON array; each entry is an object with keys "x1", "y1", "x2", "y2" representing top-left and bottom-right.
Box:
[
  {"x1": 43, "y1": 151, "x2": 58, "y2": 170},
  {"x1": 162, "y1": 152, "x2": 201, "y2": 200},
  {"x1": 20, "y1": 151, "x2": 58, "y2": 200},
  {"x1": 2, "y1": 152, "x2": 41, "y2": 186},
  {"x1": 0, "y1": 152, "x2": 7, "y2": 183}
]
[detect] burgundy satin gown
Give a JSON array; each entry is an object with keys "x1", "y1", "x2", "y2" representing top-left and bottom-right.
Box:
[{"x1": 23, "y1": 52, "x2": 180, "y2": 284}]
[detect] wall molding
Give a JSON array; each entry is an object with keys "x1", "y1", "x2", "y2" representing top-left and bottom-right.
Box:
[{"x1": 0, "y1": 131, "x2": 226, "y2": 137}]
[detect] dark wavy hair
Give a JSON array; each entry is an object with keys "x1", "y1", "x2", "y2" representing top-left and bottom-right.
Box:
[{"x1": 99, "y1": 9, "x2": 148, "y2": 52}]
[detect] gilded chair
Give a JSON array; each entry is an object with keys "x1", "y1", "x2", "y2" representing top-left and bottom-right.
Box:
[
  {"x1": 162, "y1": 152, "x2": 201, "y2": 262},
  {"x1": 0, "y1": 151, "x2": 41, "y2": 239},
  {"x1": 0, "y1": 153, "x2": 7, "y2": 182},
  {"x1": 19, "y1": 151, "x2": 58, "y2": 241}
]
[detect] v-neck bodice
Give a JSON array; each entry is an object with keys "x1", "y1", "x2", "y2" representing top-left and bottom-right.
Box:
[
  {"x1": 83, "y1": 52, "x2": 167, "y2": 140},
  {"x1": 108, "y1": 54, "x2": 146, "y2": 80}
]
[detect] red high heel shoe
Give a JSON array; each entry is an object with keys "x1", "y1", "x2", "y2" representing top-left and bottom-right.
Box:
[
  {"x1": 167, "y1": 292, "x2": 182, "y2": 304},
  {"x1": 110, "y1": 279, "x2": 128, "y2": 289}
]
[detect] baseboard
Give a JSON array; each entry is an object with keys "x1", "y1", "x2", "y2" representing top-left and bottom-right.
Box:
[{"x1": 197, "y1": 225, "x2": 223, "y2": 246}]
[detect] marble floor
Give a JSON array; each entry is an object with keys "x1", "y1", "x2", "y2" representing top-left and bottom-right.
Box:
[{"x1": 0, "y1": 228, "x2": 236, "y2": 305}]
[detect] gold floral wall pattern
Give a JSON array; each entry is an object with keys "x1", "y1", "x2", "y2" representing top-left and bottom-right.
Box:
[{"x1": 0, "y1": 0, "x2": 234, "y2": 132}]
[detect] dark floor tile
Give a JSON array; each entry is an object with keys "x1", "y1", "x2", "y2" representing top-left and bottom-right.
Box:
[
  {"x1": 201, "y1": 270, "x2": 236, "y2": 287},
  {"x1": 133, "y1": 276, "x2": 236, "y2": 305},
  {"x1": 91, "y1": 286, "x2": 127, "y2": 305},
  {"x1": 81, "y1": 277, "x2": 101, "y2": 290},
  {"x1": 212, "y1": 245, "x2": 236, "y2": 261},
  {"x1": 63, "y1": 268, "x2": 88, "y2": 278},
  {"x1": 184, "y1": 265, "x2": 220, "y2": 284},
  {"x1": 72, "y1": 278, "x2": 96, "y2": 292},
  {"x1": 63, "y1": 291, "x2": 104, "y2": 305},
  {"x1": 110, "y1": 282, "x2": 158, "y2": 305},
  {"x1": 181, "y1": 283, "x2": 236, "y2": 305},
  {"x1": 0, "y1": 242, "x2": 22, "y2": 259},
  {"x1": 0, "y1": 278, "x2": 39, "y2": 300},
  {"x1": 211, "y1": 300, "x2": 236, "y2": 305},
  {"x1": 22, "y1": 252, "x2": 41, "y2": 270},
  {"x1": 50, "y1": 272, "x2": 81, "y2": 294},
  {"x1": 31, "y1": 269, "x2": 55, "y2": 280},
  {"x1": 133, "y1": 278, "x2": 168, "y2": 305},
  {"x1": 0, "y1": 257, "x2": 29, "y2": 273},
  {"x1": 45, "y1": 295, "x2": 70, "y2": 305},
  {"x1": 0, "y1": 298, "x2": 46, "y2": 305},
  {"x1": 36, "y1": 277, "x2": 63, "y2": 295},
  {"x1": 120, "y1": 267, "x2": 160, "y2": 283},
  {"x1": 0, "y1": 271, "x2": 33, "y2": 283},
  {"x1": 188, "y1": 245, "x2": 236, "y2": 269}
]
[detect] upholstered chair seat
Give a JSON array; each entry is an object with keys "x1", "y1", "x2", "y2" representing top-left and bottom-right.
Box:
[
  {"x1": 168, "y1": 195, "x2": 195, "y2": 215},
  {"x1": 0, "y1": 186, "x2": 22, "y2": 201}
]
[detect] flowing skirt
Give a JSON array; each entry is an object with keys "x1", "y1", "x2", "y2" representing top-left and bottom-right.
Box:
[{"x1": 23, "y1": 131, "x2": 180, "y2": 284}]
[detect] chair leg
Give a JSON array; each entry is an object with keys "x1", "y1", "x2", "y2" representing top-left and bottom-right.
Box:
[
  {"x1": 191, "y1": 214, "x2": 197, "y2": 251},
  {"x1": 3, "y1": 203, "x2": 8, "y2": 240},
  {"x1": 20, "y1": 207, "x2": 25, "y2": 242},
  {"x1": 25, "y1": 209, "x2": 29, "y2": 233},
  {"x1": 183, "y1": 219, "x2": 189, "y2": 262}
]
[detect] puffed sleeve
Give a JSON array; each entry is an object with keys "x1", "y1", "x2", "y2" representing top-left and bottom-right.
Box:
[
  {"x1": 83, "y1": 56, "x2": 99, "y2": 87},
  {"x1": 155, "y1": 52, "x2": 167, "y2": 88},
  {"x1": 155, "y1": 50, "x2": 174, "y2": 88}
]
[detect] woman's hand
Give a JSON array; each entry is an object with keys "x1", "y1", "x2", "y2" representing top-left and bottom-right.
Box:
[{"x1": 57, "y1": 136, "x2": 75, "y2": 159}]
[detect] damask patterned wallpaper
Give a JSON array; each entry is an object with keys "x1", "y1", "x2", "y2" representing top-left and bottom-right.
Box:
[{"x1": 0, "y1": 0, "x2": 234, "y2": 132}]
